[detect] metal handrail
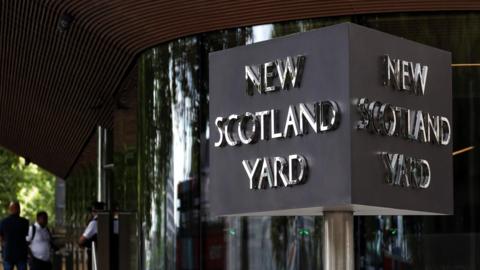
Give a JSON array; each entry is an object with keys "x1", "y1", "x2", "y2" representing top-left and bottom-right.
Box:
[{"x1": 91, "y1": 241, "x2": 98, "y2": 270}]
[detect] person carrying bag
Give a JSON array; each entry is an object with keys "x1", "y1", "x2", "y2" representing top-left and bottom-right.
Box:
[{"x1": 26, "y1": 211, "x2": 55, "y2": 270}]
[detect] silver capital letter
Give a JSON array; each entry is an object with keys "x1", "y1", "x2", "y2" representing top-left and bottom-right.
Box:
[{"x1": 243, "y1": 159, "x2": 262, "y2": 189}]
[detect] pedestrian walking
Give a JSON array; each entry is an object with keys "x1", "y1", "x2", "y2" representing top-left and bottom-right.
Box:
[
  {"x1": 0, "y1": 201, "x2": 29, "y2": 270},
  {"x1": 26, "y1": 211, "x2": 53, "y2": 270}
]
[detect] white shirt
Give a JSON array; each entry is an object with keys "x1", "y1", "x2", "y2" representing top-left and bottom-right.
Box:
[
  {"x1": 82, "y1": 218, "x2": 97, "y2": 239},
  {"x1": 26, "y1": 222, "x2": 51, "y2": 262}
]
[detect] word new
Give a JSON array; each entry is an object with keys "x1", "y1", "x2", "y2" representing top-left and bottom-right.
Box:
[
  {"x1": 242, "y1": 154, "x2": 308, "y2": 189},
  {"x1": 384, "y1": 55, "x2": 428, "y2": 95},
  {"x1": 245, "y1": 55, "x2": 305, "y2": 95}
]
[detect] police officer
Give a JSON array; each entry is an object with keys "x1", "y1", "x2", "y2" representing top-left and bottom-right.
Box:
[{"x1": 78, "y1": 202, "x2": 104, "y2": 270}]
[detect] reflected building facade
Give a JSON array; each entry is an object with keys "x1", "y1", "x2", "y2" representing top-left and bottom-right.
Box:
[{"x1": 65, "y1": 13, "x2": 480, "y2": 270}]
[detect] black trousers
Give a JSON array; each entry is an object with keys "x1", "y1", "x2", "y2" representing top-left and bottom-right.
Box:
[{"x1": 29, "y1": 257, "x2": 52, "y2": 270}]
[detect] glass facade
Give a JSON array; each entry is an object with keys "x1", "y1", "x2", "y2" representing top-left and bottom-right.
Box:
[
  {"x1": 65, "y1": 12, "x2": 480, "y2": 270},
  {"x1": 64, "y1": 138, "x2": 99, "y2": 269}
]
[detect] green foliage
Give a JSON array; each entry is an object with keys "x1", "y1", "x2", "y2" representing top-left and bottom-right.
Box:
[
  {"x1": 0, "y1": 148, "x2": 56, "y2": 223},
  {"x1": 0, "y1": 149, "x2": 22, "y2": 215}
]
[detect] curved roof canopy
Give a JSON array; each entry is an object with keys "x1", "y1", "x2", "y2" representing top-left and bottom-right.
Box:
[{"x1": 0, "y1": 0, "x2": 477, "y2": 177}]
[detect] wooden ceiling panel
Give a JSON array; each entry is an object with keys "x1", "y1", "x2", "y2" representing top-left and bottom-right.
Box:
[{"x1": 1, "y1": 0, "x2": 479, "y2": 177}]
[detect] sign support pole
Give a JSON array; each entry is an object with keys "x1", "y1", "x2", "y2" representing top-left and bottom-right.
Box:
[{"x1": 323, "y1": 211, "x2": 354, "y2": 270}]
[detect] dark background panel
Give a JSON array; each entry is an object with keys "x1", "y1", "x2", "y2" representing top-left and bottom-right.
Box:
[
  {"x1": 349, "y1": 24, "x2": 453, "y2": 214},
  {"x1": 209, "y1": 24, "x2": 352, "y2": 216}
]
